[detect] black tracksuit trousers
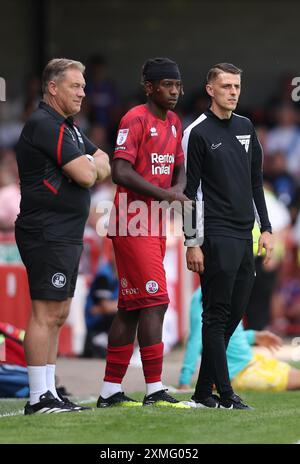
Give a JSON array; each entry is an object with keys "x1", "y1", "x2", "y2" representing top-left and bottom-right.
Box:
[{"x1": 194, "y1": 236, "x2": 255, "y2": 399}]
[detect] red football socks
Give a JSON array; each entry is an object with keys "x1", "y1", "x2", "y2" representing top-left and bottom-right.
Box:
[
  {"x1": 140, "y1": 342, "x2": 164, "y2": 383},
  {"x1": 104, "y1": 343, "x2": 134, "y2": 383}
]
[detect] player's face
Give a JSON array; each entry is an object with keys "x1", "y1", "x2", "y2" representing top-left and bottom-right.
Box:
[
  {"x1": 206, "y1": 72, "x2": 241, "y2": 112},
  {"x1": 151, "y1": 79, "x2": 182, "y2": 110},
  {"x1": 54, "y1": 68, "x2": 86, "y2": 116}
]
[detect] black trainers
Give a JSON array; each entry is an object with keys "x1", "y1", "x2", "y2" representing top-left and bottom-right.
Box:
[
  {"x1": 184, "y1": 394, "x2": 220, "y2": 409},
  {"x1": 57, "y1": 391, "x2": 91, "y2": 411},
  {"x1": 218, "y1": 393, "x2": 253, "y2": 410},
  {"x1": 143, "y1": 389, "x2": 191, "y2": 409},
  {"x1": 24, "y1": 390, "x2": 76, "y2": 415},
  {"x1": 97, "y1": 392, "x2": 142, "y2": 408}
]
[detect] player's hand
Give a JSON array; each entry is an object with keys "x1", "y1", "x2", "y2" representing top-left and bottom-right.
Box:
[
  {"x1": 166, "y1": 186, "x2": 193, "y2": 214},
  {"x1": 257, "y1": 231, "x2": 273, "y2": 265},
  {"x1": 255, "y1": 330, "x2": 283, "y2": 352},
  {"x1": 186, "y1": 246, "x2": 204, "y2": 273}
]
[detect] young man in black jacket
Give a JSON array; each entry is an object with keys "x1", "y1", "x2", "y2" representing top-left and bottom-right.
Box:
[{"x1": 183, "y1": 63, "x2": 273, "y2": 409}]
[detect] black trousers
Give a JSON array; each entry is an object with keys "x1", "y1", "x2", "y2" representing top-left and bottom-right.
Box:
[{"x1": 194, "y1": 236, "x2": 255, "y2": 399}]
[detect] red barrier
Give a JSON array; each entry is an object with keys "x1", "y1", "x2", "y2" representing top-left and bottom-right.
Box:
[{"x1": 0, "y1": 265, "x2": 31, "y2": 329}]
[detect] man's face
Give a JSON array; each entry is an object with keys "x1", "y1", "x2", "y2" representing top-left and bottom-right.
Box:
[
  {"x1": 149, "y1": 79, "x2": 182, "y2": 110},
  {"x1": 206, "y1": 72, "x2": 241, "y2": 112},
  {"x1": 52, "y1": 68, "x2": 85, "y2": 116}
]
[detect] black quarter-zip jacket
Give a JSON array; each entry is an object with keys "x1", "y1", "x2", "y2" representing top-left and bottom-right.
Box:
[{"x1": 183, "y1": 108, "x2": 271, "y2": 244}]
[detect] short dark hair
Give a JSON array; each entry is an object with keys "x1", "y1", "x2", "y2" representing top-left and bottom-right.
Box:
[
  {"x1": 207, "y1": 63, "x2": 242, "y2": 83},
  {"x1": 42, "y1": 58, "x2": 85, "y2": 94}
]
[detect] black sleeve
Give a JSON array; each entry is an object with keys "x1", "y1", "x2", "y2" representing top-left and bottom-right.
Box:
[
  {"x1": 251, "y1": 127, "x2": 272, "y2": 233},
  {"x1": 81, "y1": 132, "x2": 98, "y2": 156},
  {"x1": 33, "y1": 119, "x2": 82, "y2": 167},
  {"x1": 183, "y1": 129, "x2": 206, "y2": 243}
]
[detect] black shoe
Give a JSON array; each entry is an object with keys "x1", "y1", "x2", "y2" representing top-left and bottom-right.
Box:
[
  {"x1": 218, "y1": 393, "x2": 253, "y2": 410},
  {"x1": 184, "y1": 394, "x2": 220, "y2": 409},
  {"x1": 143, "y1": 389, "x2": 191, "y2": 409},
  {"x1": 97, "y1": 392, "x2": 142, "y2": 408},
  {"x1": 57, "y1": 391, "x2": 91, "y2": 411},
  {"x1": 24, "y1": 390, "x2": 76, "y2": 415}
]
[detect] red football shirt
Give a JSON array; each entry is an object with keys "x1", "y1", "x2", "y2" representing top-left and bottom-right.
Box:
[{"x1": 109, "y1": 104, "x2": 184, "y2": 237}]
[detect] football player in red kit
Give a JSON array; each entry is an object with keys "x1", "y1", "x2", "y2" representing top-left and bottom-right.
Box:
[{"x1": 97, "y1": 58, "x2": 190, "y2": 408}]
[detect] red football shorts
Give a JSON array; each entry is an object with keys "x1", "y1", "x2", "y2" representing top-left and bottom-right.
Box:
[{"x1": 112, "y1": 236, "x2": 170, "y2": 311}]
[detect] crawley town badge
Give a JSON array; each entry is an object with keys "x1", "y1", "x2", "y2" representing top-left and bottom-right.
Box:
[
  {"x1": 52, "y1": 273, "x2": 66, "y2": 288},
  {"x1": 117, "y1": 129, "x2": 129, "y2": 145},
  {"x1": 145, "y1": 280, "x2": 159, "y2": 294}
]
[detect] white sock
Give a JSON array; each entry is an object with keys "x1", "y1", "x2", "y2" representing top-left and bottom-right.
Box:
[
  {"x1": 28, "y1": 366, "x2": 48, "y2": 405},
  {"x1": 101, "y1": 381, "x2": 122, "y2": 399},
  {"x1": 146, "y1": 381, "x2": 164, "y2": 396},
  {"x1": 46, "y1": 364, "x2": 60, "y2": 400}
]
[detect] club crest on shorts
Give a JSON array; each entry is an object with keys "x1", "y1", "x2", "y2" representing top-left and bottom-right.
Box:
[
  {"x1": 145, "y1": 280, "x2": 159, "y2": 294},
  {"x1": 116, "y1": 129, "x2": 129, "y2": 146},
  {"x1": 52, "y1": 273, "x2": 66, "y2": 288}
]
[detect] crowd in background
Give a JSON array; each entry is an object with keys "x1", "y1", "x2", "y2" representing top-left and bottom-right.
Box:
[{"x1": 1, "y1": 56, "x2": 300, "y2": 339}]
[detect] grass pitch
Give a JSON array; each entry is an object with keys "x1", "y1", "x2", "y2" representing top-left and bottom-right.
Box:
[{"x1": 1, "y1": 391, "x2": 300, "y2": 444}]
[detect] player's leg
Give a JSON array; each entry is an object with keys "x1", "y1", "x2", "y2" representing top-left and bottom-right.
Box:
[
  {"x1": 17, "y1": 231, "x2": 83, "y2": 413},
  {"x1": 97, "y1": 308, "x2": 141, "y2": 407},
  {"x1": 24, "y1": 298, "x2": 69, "y2": 401},
  {"x1": 138, "y1": 305, "x2": 189, "y2": 409},
  {"x1": 138, "y1": 304, "x2": 167, "y2": 396}
]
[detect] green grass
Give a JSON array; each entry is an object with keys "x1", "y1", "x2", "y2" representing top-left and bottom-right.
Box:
[{"x1": 1, "y1": 392, "x2": 300, "y2": 444}]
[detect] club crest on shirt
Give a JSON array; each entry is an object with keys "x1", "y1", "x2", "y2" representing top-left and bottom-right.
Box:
[
  {"x1": 121, "y1": 277, "x2": 128, "y2": 288},
  {"x1": 117, "y1": 129, "x2": 129, "y2": 145},
  {"x1": 236, "y1": 135, "x2": 251, "y2": 153},
  {"x1": 150, "y1": 127, "x2": 158, "y2": 137},
  {"x1": 171, "y1": 125, "x2": 177, "y2": 138},
  {"x1": 145, "y1": 280, "x2": 159, "y2": 294}
]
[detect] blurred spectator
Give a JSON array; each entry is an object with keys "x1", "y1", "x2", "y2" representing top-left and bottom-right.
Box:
[
  {"x1": 85, "y1": 55, "x2": 122, "y2": 144},
  {"x1": 88, "y1": 123, "x2": 112, "y2": 156},
  {"x1": 0, "y1": 150, "x2": 20, "y2": 231},
  {"x1": 264, "y1": 151, "x2": 297, "y2": 209},
  {"x1": 181, "y1": 90, "x2": 209, "y2": 130},
  {"x1": 266, "y1": 104, "x2": 300, "y2": 180},
  {"x1": 265, "y1": 72, "x2": 300, "y2": 126},
  {"x1": 245, "y1": 183, "x2": 291, "y2": 330},
  {"x1": 270, "y1": 278, "x2": 300, "y2": 335},
  {"x1": 82, "y1": 239, "x2": 118, "y2": 358},
  {"x1": 11, "y1": 76, "x2": 41, "y2": 120},
  {"x1": 0, "y1": 103, "x2": 23, "y2": 149}
]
